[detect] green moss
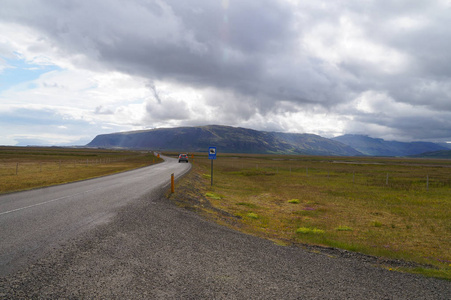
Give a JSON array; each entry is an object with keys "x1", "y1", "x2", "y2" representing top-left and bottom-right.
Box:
[
  {"x1": 237, "y1": 202, "x2": 258, "y2": 208},
  {"x1": 336, "y1": 226, "x2": 353, "y2": 231},
  {"x1": 296, "y1": 227, "x2": 325, "y2": 234},
  {"x1": 247, "y1": 213, "x2": 259, "y2": 219},
  {"x1": 372, "y1": 221, "x2": 383, "y2": 228},
  {"x1": 288, "y1": 199, "x2": 300, "y2": 204},
  {"x1": 205, "y1": 192, "x2": 222, "y2": 200}
]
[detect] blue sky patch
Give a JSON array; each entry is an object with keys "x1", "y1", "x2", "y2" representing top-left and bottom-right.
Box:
[{"x1": 0, "y1": 57, "x2": 61, "y2": 92}]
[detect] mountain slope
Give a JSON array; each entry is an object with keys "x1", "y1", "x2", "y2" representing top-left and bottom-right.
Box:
[
  {"x1": 437, "y1": 143, "x2": 451, "y2": 150},
  {"x1": 272, "y1": 132, "x2": 362, "y2": 156},
  {"x1": 410, "y1": 150, "x2": 451, "y2": 159},
  {"x1": 87, "y1": 125, "x2": 362, "y2": 156},
  {"x1": 333, "y1": 134, "x2": 447, "y2": 156}
]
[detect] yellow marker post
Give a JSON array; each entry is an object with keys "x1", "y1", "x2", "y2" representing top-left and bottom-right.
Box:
[{"x1": 171, "y1": 173, "x2": 175, "y2": 193}]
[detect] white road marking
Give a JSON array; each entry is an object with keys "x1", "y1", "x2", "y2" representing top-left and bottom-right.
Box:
[{"x1": 0, "y1": 188, "x2": 97, "y2": 216}]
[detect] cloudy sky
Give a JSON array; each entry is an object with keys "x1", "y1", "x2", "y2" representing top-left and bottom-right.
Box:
[{"x1": 1, "y1": 0, "x2": 451, "y2": 146}]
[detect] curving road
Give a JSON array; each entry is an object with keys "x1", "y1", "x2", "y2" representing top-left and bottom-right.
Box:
[{"x1": 0, "y1": 156, "x2": 190, "y2": 276}]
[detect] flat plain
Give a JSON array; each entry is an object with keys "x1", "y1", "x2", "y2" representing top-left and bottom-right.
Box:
[
  {"x1": 0, "y1": 146, "x2": 162, "y2": 194},
  {"x1": 2, "y1": 147, "x2": 449, "y2": 280},
  {"x1": 179, "y1": 153, "x2": 451, "y2": 280}
]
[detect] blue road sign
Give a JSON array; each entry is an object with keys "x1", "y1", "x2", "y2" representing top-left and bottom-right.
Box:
[{"x1": 208, "y1": 147, "x2": 217, "y2": 159}]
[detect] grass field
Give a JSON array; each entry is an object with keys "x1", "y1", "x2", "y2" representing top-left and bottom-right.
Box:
[
  {"x1": 3, "y1": 148, "x2": 449, "y2": 280},
  {"x1": 0, "y1": 146, "x2": 162, "y2": 194},
  {"x1": 179, "y1": 153, "x2": 451, "y2": 280}
]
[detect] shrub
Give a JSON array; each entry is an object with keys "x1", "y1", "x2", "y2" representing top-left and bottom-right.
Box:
[
  {"x1": 336, "y1": 226, "x2": 353, "y2": 231},
  {"x1": 372, "y1": 221, "x2": 383, "y2": 228},
  {"x1": 247, "y1": 213, "x2": 259, "y2": 219},
  {"x1": 205, "y1": 192, "x2": 221, "y2": 200},
  {"x1": 237, "y1": 202, "x2": 258, "y2": 208},
  {"x1": 288, "y1": 199, "x2": 300, "y2": 204},
  {"x1": 296, "y1": 227, "x2": 325, "y2": 234}
]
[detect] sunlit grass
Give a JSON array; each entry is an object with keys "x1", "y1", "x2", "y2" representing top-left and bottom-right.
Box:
[
  {"x1": 247, "y1": 212, "x2": 259, "y2": 219},
  {"x1": 0, "y1": 147, "x2": 162, "y2": 194},
  {"x1": 185, "y1": 153, "x2": 451, "y2": 280},
  {"x1": 296, "y1": 227, "x2": 325, "y2": 234},
  {"x1": 335, "y1": 226, "x2": 353, "y2": 231},
  {"x1": 205, "y1": 192, "x2": 222, "y2": 200}
]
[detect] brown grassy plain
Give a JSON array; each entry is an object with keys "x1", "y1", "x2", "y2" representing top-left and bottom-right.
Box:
[
  {"x1": 0, "y1": 146, "x2": 162, "y2": 194},
  {"x1": 180, "y1": 153, "x2": 451, "y2": 280}
]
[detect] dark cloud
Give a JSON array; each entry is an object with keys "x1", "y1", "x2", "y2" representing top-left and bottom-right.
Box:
[
  {"x1": 94, "y1": 106, "x2": 114, "y2": 115},
  {"x1": 146, "y1": 81, "x2": 162, "y2": 104},
  {"x1": 1, "y1": 0, "x2": 293, "y2": 95}
]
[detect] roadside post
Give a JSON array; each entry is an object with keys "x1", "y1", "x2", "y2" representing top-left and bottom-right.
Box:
[
  {"x1": 171, "y1": 173, "x2": 175, "y2": 193},
  {"x1": 208, "y1": 147, "x2": 217, "y2": 186}
]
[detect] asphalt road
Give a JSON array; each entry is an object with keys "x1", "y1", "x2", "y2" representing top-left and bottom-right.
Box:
[
  {"x1": 0, "y1": 156, "x2": 190, "y2": 277},
  {"x1": 1, "y1": 157, "x2": 449, "y2": 299}
]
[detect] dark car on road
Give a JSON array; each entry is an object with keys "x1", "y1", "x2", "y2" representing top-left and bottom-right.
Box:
[{"x1": 178, "y1": 154, "x2": 189, "y2": 163}]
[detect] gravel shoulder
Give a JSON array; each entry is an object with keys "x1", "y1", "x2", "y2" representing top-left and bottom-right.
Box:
[{"x1": 1, "y1": 172, "x2": 450, "y2": 299}]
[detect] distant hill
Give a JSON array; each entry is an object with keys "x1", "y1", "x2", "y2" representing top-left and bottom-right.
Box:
[
  {"x1": 333, "y1": 134, "x2": 447, "y2": 156},
  {"x1": 410, "y1": 150, "x2": 451, "y2": 159},
  {"x1": 437, "y1": 142, "x2": 451, "y2": 150},
  {"x1": 87, "y1": 125, "x2": 362, "y2": 156}
]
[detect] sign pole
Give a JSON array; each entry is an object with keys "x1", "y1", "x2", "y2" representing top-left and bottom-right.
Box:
[
  {"x1": 211, "y1": 159, "x2": 213, "y2": 186},
  {"x1": 208, "y1": 146, "x2": 217, "y2": 186}
]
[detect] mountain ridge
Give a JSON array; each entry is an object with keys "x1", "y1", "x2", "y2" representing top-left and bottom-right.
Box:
[
  {"x1": 333, "y1": 134, "x2": 448, "y2": 157},
  {"x1": 87, "y1": 126, "x2": 448, "y2": 157},
  {"x1": 87, "y1": 125, "x2": 362, "y2": 156}
]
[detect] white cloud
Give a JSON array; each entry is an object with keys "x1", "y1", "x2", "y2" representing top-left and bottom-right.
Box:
[
  {"x1": 303, "y1": 15, "x2": 411, "y2": 75},
  {"x1": 1, "y1": 68, "x2": 152, "y2": 121},
  {"x1": 338, "y1": 90, "x2": 451, "y2": 142}
]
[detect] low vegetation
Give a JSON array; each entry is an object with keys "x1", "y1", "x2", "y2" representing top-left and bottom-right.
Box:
[
  {"x1": 180, "y1": 153, "x2": 451, "y2": 280},
  {"x1": 0, "y1": 146, "x2": 162, "y2": 194},
  {"x1": 3, "y1": 148, "x2": 449, "y2": 280}
]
